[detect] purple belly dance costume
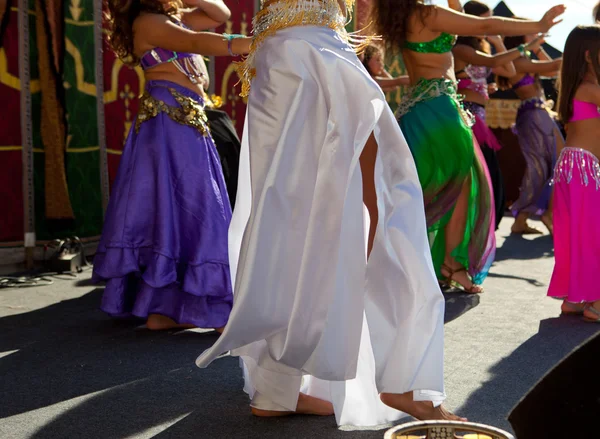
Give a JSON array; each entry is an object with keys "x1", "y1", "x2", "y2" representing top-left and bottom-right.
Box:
[
  {"x1": 510, "y1": 74, "x2": 563, "y2": 217},
  {"x1": 458, "y1": 65, "x2": 505, "y2": 230},
  {"x1": 92, "y1": 36, "x2": 233, "y2": 328}
]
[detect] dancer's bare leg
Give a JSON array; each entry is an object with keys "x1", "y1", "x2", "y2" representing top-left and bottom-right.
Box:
[
  {"x1": 440, "y1": 176, "x2": 483, "y2": 293},
  {"x1": 251, "y1": 393, "x2": 334, "y2": 417},
  {"x1": 380, "y1": 392, "x2": 467, "y2": 421},
  {"x1": 541, "y1": 187, "x2": 554, "y2": 235},
  {"x1": 146, "y1": 314, "x2": 195, "y2": 330},
  {"x1": 360, "y1": 133, "x2": 379, "y2": 257}
]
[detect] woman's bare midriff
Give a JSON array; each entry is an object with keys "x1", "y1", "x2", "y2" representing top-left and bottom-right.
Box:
[
  {"x1": 514, "y1": 84, "x2": 544, "y2": 100},
  {"x1": 142, "y1": 63, "x2": 205, "y2": 96},
  {"x1": 509, "y1": 74, "x2": 544, "y2": 101},
  {"x1": 460, "y1": 88, "x2": 487, "y2": 107},
  {"x1": 565, "y1": 120, "x2": 600, "y2": 158},
  {"x1": 402, "y1": 50, "x2": 456, "y2": 85}
]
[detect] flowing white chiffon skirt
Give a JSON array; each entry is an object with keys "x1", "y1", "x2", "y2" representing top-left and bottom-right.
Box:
[{"x1": 196, "y1": 25, "x2": 446, "y2": 427}]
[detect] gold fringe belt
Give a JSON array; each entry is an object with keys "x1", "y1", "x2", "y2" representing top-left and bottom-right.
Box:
[
  {"x1": 237, "y1": 0, "x2": 375, "y2": 98},
  {"x1": 136, "y1": 87, "x2": 211, "y2": 137}
]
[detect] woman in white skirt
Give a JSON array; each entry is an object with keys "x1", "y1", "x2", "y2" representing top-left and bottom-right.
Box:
[{"x1": 196, "y1": 0, "x2": 461, "y2": 426}]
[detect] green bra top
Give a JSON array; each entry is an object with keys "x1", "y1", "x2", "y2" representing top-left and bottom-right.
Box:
[{"x1": 404, "y1": 32, "x2": 456, "y2": 54}]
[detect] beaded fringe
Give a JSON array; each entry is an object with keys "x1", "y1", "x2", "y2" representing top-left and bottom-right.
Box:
[
  {"x1": 237, "y1": 0, "x2": 375, "y2": 98},
  {"x1": 395, "y1": 78, "x2": 475, "y2": 128},
  {"x1": 552, "y1": 147, "x2": 600, "y2": 190}
]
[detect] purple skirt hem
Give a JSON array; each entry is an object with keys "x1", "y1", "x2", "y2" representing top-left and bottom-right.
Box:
[
  {"x1": 93, "y1": 246, "x2": 233, "y2": 328},
  {"x1": 99, "y1": 278, "x2": 231, "y2": 328},
  {"x1": 93, "y1": 247, "x2": 232, "y2": 297}
]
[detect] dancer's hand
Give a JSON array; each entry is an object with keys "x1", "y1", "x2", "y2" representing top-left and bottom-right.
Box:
[
  {"x1": 487, "y1": 83, "x2": 498, "y2": 95},
  {"x1": 539, "y1": 5, "x2": 566, "y2": 33},
  {"x1": 485, "y1": 35, "x2": 503, "y2": 47},
  {"x1": 526, "y1": 34, "x2": 546, "y2": 53}
]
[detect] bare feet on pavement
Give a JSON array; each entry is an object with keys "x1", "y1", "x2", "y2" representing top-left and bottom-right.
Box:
[
  {"x1": 380, "y1": 392, "x2": 467, "y2": 422},
  {"x1": 146, "y1": 314, "x2": 196, "y2": 331},
  {"x1": 251, "y1": 393, "x2": 334, "y2": 417}
]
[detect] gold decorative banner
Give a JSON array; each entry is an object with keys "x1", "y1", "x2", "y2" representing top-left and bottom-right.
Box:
[{"x1": 36, "y1": 0, "x2": 74, "y2": 220}]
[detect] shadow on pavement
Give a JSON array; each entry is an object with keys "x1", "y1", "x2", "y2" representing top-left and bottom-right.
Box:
[
  {"x1": 493, "y1": 234, "x2": 554, "y2": 262},
  {"x1": 486, "y1": 271, "x2": 545, "y2": 287},
  {"x1": 443, "y1": 293, "x2": 480, "y2": 324},
  {"x1": 0, "y1": 286, "x2": 480, "y2": 438},
  {"x1": 0, "y1": 288, "x2": 229, "y2": 438},
  {"x1": 457, "y1": 316, "x2": 600, "y2": 432}
]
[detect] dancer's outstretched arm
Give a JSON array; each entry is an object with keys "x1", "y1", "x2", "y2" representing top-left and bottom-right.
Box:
[
  {"x1": 426, "y1": 4, "x2": 565, "y2": 37},
  {"x1": 134, "y1": 13, "x2": 251, "y2": 57},
  {"x1": 453, "y1": 35, "x2": 543, "y2": 72}
]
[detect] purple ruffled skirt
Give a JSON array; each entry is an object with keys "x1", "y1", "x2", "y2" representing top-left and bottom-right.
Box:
[{"x1": 93, "y1": 80, "x2": 233, "y2": 328}]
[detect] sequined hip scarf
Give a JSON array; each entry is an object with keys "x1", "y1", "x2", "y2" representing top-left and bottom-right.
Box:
[
  {"x1": 136, "y1": 86, "x2": 211, "y2": 137},
  {"x1": 237, "y1": 0, "x2": 370, "y2": 97},
  {"x1": 553, "y1": 147, "x2": 600, "y2": 190},
  {"x1": 518, "y1": 97, "x2": 552, "y2": 114},
  {"x1": 463, "y1": 101, "x2": 487, "y2": 123},
  {"x1": 395, "y1": 78, "x2": 474, "y2": 127}
]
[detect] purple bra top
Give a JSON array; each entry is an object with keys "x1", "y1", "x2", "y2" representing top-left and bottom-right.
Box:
[
  {"x1": 139, "y1": 19, "x2": 206, "y2": 85},
  {"x1": 140, "y1": 47, "x2": 196, "y2": 70},
  {"x1": 512, "y1": 74, "x2": 536, "y2": 90},
  {"x1": 457, "y1": 65, "x2": 492, "y2": 99}
]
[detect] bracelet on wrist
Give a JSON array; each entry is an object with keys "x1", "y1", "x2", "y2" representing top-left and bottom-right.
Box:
[
  {"x1": 223, "y1": 33, "x2": 245, "y2": 57},
  {"x1": 517, "y1": 44, "x2": 526, "y2": 56}
]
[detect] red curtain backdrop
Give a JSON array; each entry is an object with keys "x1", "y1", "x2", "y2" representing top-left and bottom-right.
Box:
[
  {"x1": 0, "y1": 7, "x2": 25, "y2": 242},
  {"x1": 212, "y1": 2, "x2": 257, "y2": 137},
  {"x1": 102, "y1": 0, "x2": 145, "y2": 189}
]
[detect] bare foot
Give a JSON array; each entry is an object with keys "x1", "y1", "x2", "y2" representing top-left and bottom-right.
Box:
[
  {"x1": 380, "y1": 392, "x2": 467, "y2": 422},
  {"x1": 511, "y1": 222, "x2": 543, "y2": 235},
  {"x1": 251, "y1": 393, "x2": 334, "y2": 417},
  {"x1": 146, "y1": 314, "x2": 196, "y2": 331},
  {"x1": 560, "y1": 300, "x2": 586, "y2": 315}
]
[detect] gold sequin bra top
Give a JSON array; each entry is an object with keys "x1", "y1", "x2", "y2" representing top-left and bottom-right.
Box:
[{"x1": 237, "y1": 0, "x2": 370, "y2": 97}]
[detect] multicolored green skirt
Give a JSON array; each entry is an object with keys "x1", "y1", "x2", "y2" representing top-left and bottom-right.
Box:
[{"x1": 397, "y1": 78, "x2": 495, "y2": 284}]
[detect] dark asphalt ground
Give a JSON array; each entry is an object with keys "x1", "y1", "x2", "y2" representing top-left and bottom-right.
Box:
[{"x1": 1, "y1": 218, "x2": 598, "y2": 438}]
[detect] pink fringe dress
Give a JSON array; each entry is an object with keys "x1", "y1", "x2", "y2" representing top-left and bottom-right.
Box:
[{"x1": 548, "y1": 147, "x2": 600, "y2": 303}]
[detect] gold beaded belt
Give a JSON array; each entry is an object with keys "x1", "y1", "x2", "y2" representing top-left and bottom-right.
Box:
[
  {"x1": 237, "y1": 0, "x2": 370, "y2": 98},
  {"x1": 395, "y1": 78, "x2": 475, "y2": 128},
  {"x1": 136, "y1": 87, "x2": 211, "y2": 136}
]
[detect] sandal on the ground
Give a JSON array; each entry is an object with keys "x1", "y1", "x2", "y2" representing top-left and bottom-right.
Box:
[
  {"x1": 441, "y1": 264, "x2": 484, "y2": 294},
  {"x1": 583, "y1": 305, "x2": 600, "y2": 323},
  {"x1": 561, "y1": 301, "x2": 586, "y2": 316}
]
